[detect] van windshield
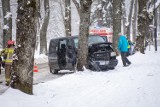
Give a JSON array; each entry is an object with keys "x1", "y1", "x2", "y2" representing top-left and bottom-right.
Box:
[{"x1": 74, "y1": 36, "x2": 106, "y2": 48}]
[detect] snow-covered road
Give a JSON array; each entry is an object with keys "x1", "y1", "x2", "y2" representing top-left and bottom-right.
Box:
[{"x1": 0, "y1": 63, "x2": 68, "y2": 94}]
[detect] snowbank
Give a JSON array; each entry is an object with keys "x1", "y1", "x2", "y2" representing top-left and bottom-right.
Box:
[{"x1": 0, "y1": 46, "x2": 160, "y2": 107}]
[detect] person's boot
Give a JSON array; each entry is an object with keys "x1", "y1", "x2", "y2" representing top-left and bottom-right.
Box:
[
  {"x1": 5, "y1": 82, "x2": 9, "y2": 86},
  {"x1": 0, "y1": 65, "x2": 1, "y2": 75},
  {"x1": 5, "y1": 80, "x2": 10, "y2": 86}
]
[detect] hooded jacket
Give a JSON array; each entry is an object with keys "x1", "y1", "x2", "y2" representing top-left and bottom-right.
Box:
[{"x1": 118, "y1": 35, "x2": 129, "y2": 52}]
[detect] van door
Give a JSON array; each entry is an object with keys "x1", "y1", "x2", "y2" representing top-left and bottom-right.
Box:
[
  {"x1": 48, "y1": 39, "x2": 59, "y2": 72},
  {"x1": 66, "y1": 38, "x2": 77, "y2": 69},
  {"x1": 58, "y1": 39, "x2": 67, "y2": 69}
]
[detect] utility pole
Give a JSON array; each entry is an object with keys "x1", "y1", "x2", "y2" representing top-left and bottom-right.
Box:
[{"x1": 154, "y1": 0, "x2": 157, "y2": 51}]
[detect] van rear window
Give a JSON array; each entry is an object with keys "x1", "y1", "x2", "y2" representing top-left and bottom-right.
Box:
[
  {"x1": 74, "y1": 36, "x2": 106, "y2": 48},
  {"x1": 49, "y1": 39, "x2": 58, "y2": 55}
]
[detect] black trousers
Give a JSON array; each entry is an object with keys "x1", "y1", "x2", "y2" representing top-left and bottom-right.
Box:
[{"x1": 120, "y1": 52, "x2": 131, "y2": 66}]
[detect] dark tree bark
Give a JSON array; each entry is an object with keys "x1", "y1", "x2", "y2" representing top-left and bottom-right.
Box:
[
  {"x1": 91, "y1": 0, "x2": 111, "y2": 27},
  {"x1": 104, "y1": 0, "x2": 112, "y2": 27},
  {"x1": 12, "y1": 0, "x2": 37, "y2": 95},
  {"x1": 65, "y1": 0, "x2": 71, "y2": 36},
  {"x1": 40, "y1": 0, "x2": 50, "y2": 55},
  {"x1": 0, "y1": 8, "x2": 2, "y2": 47},
  {"x1": 136, "y1": 0, "x2": 151, "y2": 54},
  {"x1": 1, "y1": 0, "x2": 12, "y2": 48},
  {"x1": 96, "y1": 0, "x2": 105, "y2": 26},
  {"x1": 122, "y1": 0, "x2": 127, "y2": 34},
  {"x1": 132, "y1": 0, "x2": 138, "y2": 42},
  {"x1": 77, "y1": 0, "x2": 92, "y2": 71},
  {"x1": 112, "y1": 0, "x2": 122, "y2": 54}
]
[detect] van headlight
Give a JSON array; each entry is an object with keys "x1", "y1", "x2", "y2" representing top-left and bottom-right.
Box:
[{"x1": 111, "y1": 52, "x2": 116, "y2": 56}]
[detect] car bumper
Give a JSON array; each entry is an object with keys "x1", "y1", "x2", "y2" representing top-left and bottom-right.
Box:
[{"x1": 91, "y1": 59, "x2": 118, "y2": 70}]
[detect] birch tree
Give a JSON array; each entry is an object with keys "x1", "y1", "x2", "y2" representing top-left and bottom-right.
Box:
[
  {"x1": 1, "y1": 0, "x2": 12, "y2": 48},
  {"x1": 12, "y1": 0, "x2": 37, "y2": 95}
]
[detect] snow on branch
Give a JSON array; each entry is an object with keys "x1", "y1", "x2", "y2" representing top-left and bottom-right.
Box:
[
  {"x1": 97, "y1": 4, "x2": 102, "y2": 10},
  {"x1": 149, "y1": 24, "x2": 156, "y2": 29},
  {"x1": 3, "y1": 25, "x2": 9, "y2": 30},
  {"x1": 4, "y1": 12, "x2": 12, "y2": 20}
]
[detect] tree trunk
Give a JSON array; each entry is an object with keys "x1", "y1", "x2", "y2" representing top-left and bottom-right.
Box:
[
  {"x1": 40, "y1": 0, "x2": 50, "y2": 55},
  {"x1": 97, "y1": 0, "x2": 105, "y2": 26},
  {"x1": 0, "y1": 7, "x2": 3, "y2": 47},
  {"x1": 132, "y1": 0, "x2": 138, "y2": 42},
  {"x1": 122, "y1": 0, "x2": 127, "y2": 34},
  {"x1": 112, "y1": 0, "x2": 122, "y2": 54},
  {"x1": 158, "y1": 6, "x2": 160, "y2": 31},
  {"x1": 35, "y1": 0, "x2": 41, "y2": 50},
  {"x1": 12, "y1": 0, "x2": 37, "y2": 95},
  {"x1": 1, "y1": 0, "x2": 12, "y2": 48},
  {"x1": 136, "y1": 0, "x2": 149, "y2": 54},
  {"x1": 72, "y1": 0, "x2": 80, "y2": 16},
  {"x1": 159, "y1": 6, "x2": 160, "y2": 31},
  {"x1": 126, "y1": 0, "x2": 134, "y2": 40},
  {"x1": 77, "y1": 0, "x2": 92, "y2": 71},
  {"x1": 104, "y1": 0, "x2": 112, "y2": 27},
  {"x1": 65, "y1": 0, "x2": 71, "y2": 37}
]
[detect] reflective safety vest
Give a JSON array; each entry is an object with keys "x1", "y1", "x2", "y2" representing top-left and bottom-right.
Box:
[
  {"x1": 2, "y1": 47, "x2": 14, "y2": 65},
  {"x1": 128, "y1": 45, "x2": 130, "y2": 49}
]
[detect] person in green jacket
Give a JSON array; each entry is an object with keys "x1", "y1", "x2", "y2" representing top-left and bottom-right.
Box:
[{"x1": 118, "y1": 33, "x2": 131, "y2": 67}]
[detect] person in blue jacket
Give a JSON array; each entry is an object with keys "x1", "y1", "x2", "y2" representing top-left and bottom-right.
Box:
[{"x1": 118, "y1": 33, "x2": 131, "y2": 67}]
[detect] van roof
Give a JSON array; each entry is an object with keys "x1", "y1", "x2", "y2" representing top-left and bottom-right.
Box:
[
  {"x1": 50, "y1": 35, "x2": 78, "y2": 41},
  {"x1": 50, "y1": 35, "x2": 105, "y2": 41}
]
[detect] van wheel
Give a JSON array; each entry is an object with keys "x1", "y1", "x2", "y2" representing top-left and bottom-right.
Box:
[{"x1": 50, "y1": 68, "x2": 59, "y2": 74}]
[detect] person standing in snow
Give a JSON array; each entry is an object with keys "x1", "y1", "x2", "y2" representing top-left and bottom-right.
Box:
[
  {"x1": 0, "y1": 40, "x2": 15, "y2": 85},
  {"x1": 118, "y1": 33, "x2": 131, "y2": 67}
]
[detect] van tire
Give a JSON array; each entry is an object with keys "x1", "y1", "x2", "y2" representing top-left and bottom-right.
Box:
[{"x1": 50, "y1": 68, "x2": 59, "y2": 74}]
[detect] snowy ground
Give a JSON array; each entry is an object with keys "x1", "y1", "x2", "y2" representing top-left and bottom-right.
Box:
[{"x1": 0, "y1": 46, "x2": 160, "y2": 107}]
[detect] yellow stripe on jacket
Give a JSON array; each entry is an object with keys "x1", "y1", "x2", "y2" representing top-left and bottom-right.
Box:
[{"x1": 4, "y1": 48, "x2": 14, "y2": 65}]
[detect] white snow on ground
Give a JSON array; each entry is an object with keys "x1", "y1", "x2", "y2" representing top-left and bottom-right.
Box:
[
  {"x1": 34, "y1": 54, "x2": 48, "y2": 64},
  {"x1": 0, "y1": 46, "x2": 160, "y2": 107}
]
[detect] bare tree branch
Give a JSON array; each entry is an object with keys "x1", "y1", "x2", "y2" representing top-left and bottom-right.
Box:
[{"x1": 72, "y1": 0, "x2": 80, "y2": 15}]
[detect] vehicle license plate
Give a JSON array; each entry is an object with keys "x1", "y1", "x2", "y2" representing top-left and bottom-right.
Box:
[{"x1": 99, "y1": 61, "x2": 109, "y2": 65}]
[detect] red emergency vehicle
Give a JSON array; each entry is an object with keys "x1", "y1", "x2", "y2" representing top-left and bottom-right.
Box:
[{"x1": 89, "y1": 27, "x2": 113, "y2": 42}]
